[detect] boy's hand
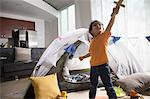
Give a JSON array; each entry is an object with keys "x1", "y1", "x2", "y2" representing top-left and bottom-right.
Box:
[{"x1": 79, "y1": 56, "x2": 84, "y2": 61}]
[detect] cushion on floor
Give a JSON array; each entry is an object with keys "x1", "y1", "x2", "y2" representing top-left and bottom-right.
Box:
[{"x1": 30, "y1": 74, "x2": 61, "y2": 99}]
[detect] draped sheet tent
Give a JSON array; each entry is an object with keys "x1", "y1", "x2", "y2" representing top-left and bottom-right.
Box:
[
  {"x1": 31, "y1": 28, "x2": 150, "y2": 78},
  {"x1": 32, "y1": 28, "x2": 91, "y2": 77},
  {"x1": 108, "y1": 36, "x2": 150, "y2": 78}
]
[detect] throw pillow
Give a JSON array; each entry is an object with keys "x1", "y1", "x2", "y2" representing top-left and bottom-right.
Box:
[
  {"x1": 30, "y1": 74, "x2": 61, "y2": 99},
  {"x1": 116, "y1": 73, "x2": 150, "y2": 95},
  {"x1": 15, "y1": 47, "x2": 31, "y2": 63}
]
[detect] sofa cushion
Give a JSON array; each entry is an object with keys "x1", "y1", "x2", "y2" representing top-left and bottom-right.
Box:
[
  {"x1": 15, "y1": 47, "x2": 31, "y2": 63},
  {"x1": 31, "y1": 48, "x2": 45, "y2": 62}
]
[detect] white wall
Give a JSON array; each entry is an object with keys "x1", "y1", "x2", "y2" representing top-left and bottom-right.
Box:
[
  {"x1": 45, "y1": 18, "x2": 58, "y2": 47},
  {"x1": 0, "y1": 12, "x2": 45, "y2": 47},
  {"x1": 75, "y1": 0, "x2": 92, "y2": 29}
]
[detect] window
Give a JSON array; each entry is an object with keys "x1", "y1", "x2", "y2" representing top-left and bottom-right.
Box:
[{"x1": 59, "y1": 5, "x2": 75, "y2": 35}]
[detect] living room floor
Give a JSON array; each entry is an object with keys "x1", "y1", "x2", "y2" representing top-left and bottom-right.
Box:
[
  {"x1": 1, "y1": 79, "x2": 150, "y2": 99},
  {"x1": 68, "y1": 87, "x2": 150, "y2": 99}
]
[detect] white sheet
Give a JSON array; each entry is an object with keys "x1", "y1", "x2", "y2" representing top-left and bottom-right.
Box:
[
  {"x1": 32, "y1": 28, "x2": 91, "y2": 76},
  {"x1": 32, "y1": 28, "x2": 150, "y2": 77}
]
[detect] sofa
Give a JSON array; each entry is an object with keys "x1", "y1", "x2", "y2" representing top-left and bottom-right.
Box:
[{"x1": 0, "y1": 47, "x2": 46, "y2": 82}]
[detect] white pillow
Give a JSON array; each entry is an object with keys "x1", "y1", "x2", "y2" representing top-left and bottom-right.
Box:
[{"x1": 15, "y1": 47, "x2": 31, "y2": 62}]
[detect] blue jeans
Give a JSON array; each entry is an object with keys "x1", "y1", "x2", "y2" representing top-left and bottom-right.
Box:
[{"x1": 89, "y1": 63, "x2": 117, "y2": 99}]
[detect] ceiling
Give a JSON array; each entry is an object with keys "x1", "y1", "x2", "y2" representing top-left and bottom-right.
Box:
[
  {"x1": 0, "y1": 0, "x2": 74, "y2": 21},
  {"x1": 43, "y1": 0, "x2": 75, "y2": 10}
]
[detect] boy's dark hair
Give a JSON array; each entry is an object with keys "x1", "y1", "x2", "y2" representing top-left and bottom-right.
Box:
[{"x1": 89, "y1": 20, "x2": 103, "y2": 34}]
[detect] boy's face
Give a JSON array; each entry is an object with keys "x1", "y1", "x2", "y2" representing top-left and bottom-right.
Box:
[{"x1": 91, "y1": 22, "x2": 103, "y2": 37}]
